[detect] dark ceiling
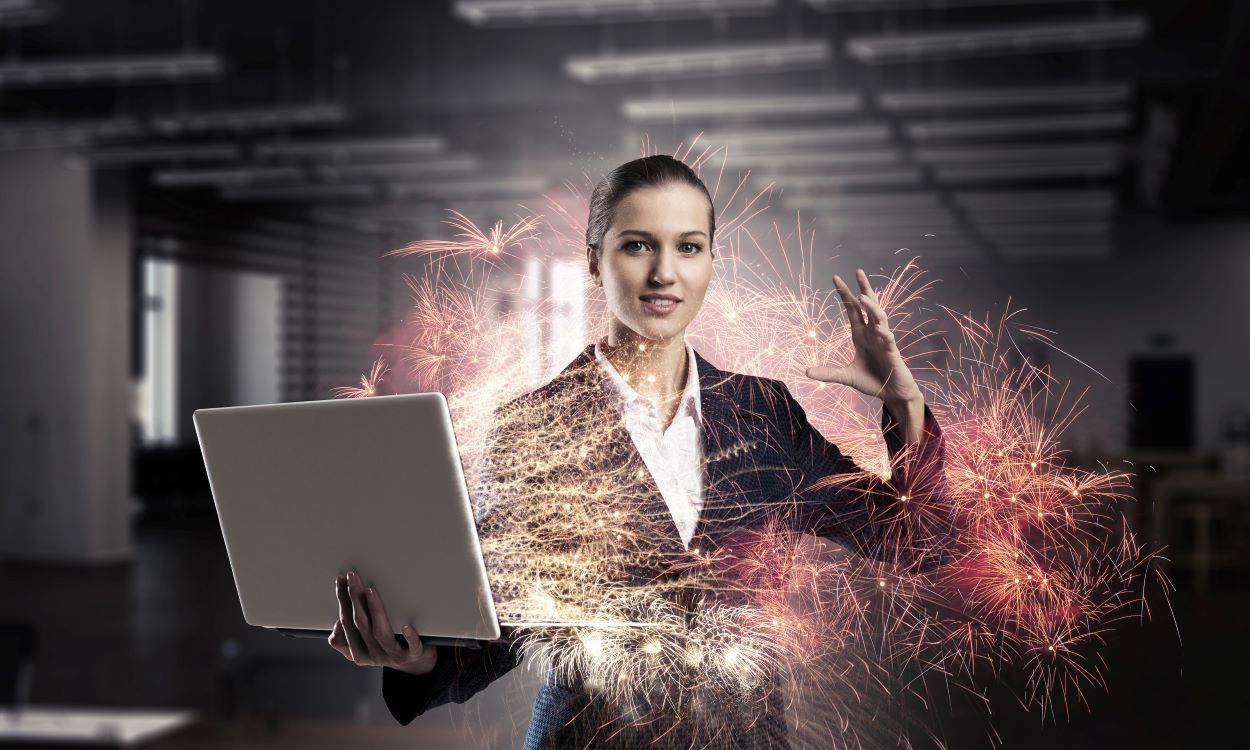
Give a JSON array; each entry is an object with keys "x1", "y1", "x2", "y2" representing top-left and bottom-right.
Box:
[{"x1": 2, "y1": 0, "x2": 1247, "y2": 260}]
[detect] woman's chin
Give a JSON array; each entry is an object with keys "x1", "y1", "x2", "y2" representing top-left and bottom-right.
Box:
[{"x1": 632, "y1": 320, "x2": 687, "y2": 342}]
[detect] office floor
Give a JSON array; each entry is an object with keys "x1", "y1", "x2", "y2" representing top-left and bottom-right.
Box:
[{"x1": 1, "y1": 505, "x2": 1246, "y2": 749}]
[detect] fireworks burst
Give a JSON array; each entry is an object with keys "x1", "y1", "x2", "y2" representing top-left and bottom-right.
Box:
[
  {"x1": 382, "y1": 209, "x2": 542, "y2": 265},
  {"x1": 329, "y1": 355, "x2": 387, "y2": 399},
  {"x1": 332, "y1": 157, "x2": 1167, "y2": 747}
]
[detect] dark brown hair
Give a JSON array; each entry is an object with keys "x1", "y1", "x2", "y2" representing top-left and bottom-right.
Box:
[{"x1": 585, "y1": 155, "x2": 716, "y2": 259}]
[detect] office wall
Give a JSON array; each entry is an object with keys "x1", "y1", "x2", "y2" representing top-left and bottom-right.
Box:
[{"x1": 924, "y1": 216, "x2": 1250, "y2": 457}]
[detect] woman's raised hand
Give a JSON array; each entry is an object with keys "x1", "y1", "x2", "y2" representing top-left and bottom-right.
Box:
[
  {"x1": 805, "y1": 268, "x2": 923, "y2": 408},
  {"x1": 328, "y1": 570, "x2": 438, "y2": 675}
]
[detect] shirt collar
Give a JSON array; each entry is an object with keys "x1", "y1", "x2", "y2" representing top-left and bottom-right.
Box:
[{"x1": 593, "y1": 338, "x2": 703, "y2": 425}]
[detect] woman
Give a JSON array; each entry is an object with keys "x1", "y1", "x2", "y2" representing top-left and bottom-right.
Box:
[{"x1": 328, "y1": 155, "x2": 954, "y2": 748}]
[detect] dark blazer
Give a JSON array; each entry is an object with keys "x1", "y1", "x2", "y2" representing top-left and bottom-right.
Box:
[{"x1": 383, "y1": 342, "x2": 953, "y2": 749}]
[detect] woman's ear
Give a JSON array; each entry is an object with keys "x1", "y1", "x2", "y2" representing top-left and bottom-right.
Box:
[{"x1": 586, "y1": 245, "x2": 601, "y2": 286}]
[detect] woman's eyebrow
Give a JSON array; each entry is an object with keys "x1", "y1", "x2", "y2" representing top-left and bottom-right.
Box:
[{"x1": 617, "y1": 229, "x2": 708, "y2": 240}]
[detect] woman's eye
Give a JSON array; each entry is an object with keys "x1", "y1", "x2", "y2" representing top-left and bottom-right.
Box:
[
  {"x1": 679, "y1": 243, "x2": 702, "y2": 254},
  {"x1": 624, "y1": 240, "x2": 648, "y2": 252}
]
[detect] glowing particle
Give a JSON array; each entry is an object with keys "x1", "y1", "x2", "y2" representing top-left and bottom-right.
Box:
[{"x1": 642, "y1": 639, "x2": 661, "y2": 655}]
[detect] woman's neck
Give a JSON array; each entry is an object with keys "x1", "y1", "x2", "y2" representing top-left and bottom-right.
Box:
[{"x1": 600, "y1": 324, "x2": 689, "y2": 404}]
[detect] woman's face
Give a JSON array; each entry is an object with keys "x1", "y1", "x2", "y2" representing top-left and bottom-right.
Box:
[{"x1": 588, "y1": 182, "x2": 714, "y2": 343}]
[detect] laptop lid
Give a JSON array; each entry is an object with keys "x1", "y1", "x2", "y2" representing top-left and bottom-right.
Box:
[{"x1": 193, "y1": 393, "x2": 501, "y2": 642}]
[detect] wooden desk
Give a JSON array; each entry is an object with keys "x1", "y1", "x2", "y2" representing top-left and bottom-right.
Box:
[
  {"x1": 0, "y1": 706, "x2": 195, "y2": 748},
  {"x1": 1149, "y1": 473, "x2": 1250, "y2": 590},
  {"x1": 153, "y1": 718, "x2": 507, "y2": 750},
  {"x1": 0, "y1": 711, "x2": 509, "y2": 750}
]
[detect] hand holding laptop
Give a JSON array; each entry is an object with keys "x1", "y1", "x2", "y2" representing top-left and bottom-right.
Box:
[{"x1": 328, "y1": 570, "x2": 438, "y2": 675}]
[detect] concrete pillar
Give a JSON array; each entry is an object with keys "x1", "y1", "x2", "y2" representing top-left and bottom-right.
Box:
[{"x1": 0, "y1": 148, "x2": 132, "y2": 562}]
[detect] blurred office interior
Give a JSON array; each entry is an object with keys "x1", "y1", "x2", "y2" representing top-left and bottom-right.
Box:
[{"x1": 0, "y1": 1, "x2": 1248, "y2": 747}]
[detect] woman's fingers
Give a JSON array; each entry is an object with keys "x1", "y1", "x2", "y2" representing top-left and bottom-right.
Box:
[
  {"x1": 328, "y1": 619, "x2": 352, "y2": 660},
  {"x1": 858, "y1": 291, "x2": 889, "y2": 329},
  {"x1": 400, "y1": 624, "x2": 426, "y2": 661},
  {"x1": 832, "y1": 274, "x2": 867, "y2": 333},
  {"x1": 363, "y1": 586, "x2": 405, "y2": 662},
  {"x1": 346, "y1": 572, "x2": 385, "y2": 661},
  {"x1": 336, "y1": 573, "x2": 371, "y2": 663}
]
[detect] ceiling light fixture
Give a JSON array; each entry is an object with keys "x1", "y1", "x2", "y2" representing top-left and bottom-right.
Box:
[
  {"x1": 253, "y1": 136, "x2": 445, "y2": 162},
  {"x1": 846, "y1": 15, "x2": 1148, "y2": 64},
  {"x1": 455, "y1": 0, "x2": 777, "y2": 26},
  {"x1": 0, "y1": 53, "x2": 223, "y2": 89},
  {"x1": 878, "y1": 83, "x2": 1131, "y2": 112},
  {"x1": 148, "y1": 103, "x2": 348, "y2": 136},
  {"x1": 623, "y1": 93, "x2": 861, "y2": 122},
  {"x1": 907, "y1": 111, "x2": 1129, "y2": 141},
  {"x1": 566, "y1": 40, "x2": 831, "y2": 83}
]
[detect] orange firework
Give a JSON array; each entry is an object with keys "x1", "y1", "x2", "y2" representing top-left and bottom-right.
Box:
[
  {"x1": 382, "y1": 209, "x2": 542, "y2": 266},
  {"x1": 329, "y1": 355, "x2": 387, "y2": 399}
]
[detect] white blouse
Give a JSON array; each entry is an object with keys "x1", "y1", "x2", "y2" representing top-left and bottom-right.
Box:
[{"x1": 593, "y1": 340, "x2": 705, "y2": 549}]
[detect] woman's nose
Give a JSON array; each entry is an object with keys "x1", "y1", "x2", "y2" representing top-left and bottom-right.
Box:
[{"x1": 648, "y1": 247, "x2": 677, "y2": 285}]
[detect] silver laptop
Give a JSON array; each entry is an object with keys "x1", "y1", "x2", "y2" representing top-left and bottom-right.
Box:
[{"x1": 193, "y1": 393, "x2": 501, "y2": 646}]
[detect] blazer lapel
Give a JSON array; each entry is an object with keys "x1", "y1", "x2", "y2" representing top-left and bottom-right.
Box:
[{"x1": 548, "y1": 344, "x2": 687, "y2": 557}]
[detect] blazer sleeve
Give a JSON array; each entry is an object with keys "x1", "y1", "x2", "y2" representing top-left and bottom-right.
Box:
[
  {"x1": 772, "y1": 380, "x2": 957, "y2": 572},
  {"x1": 381, "y1": 418, "x2": 523, "y2": 724},
  {"x1": 381, "y1": 639, "x2": 518, "y2": 724}
]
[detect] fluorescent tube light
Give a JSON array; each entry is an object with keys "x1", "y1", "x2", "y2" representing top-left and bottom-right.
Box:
[
  {"x1": 566, "y1": 40, "x2": 831, "y2": 83},
  {"x1": 153, "y1": 166, "x2": 308, "y2": 189},
  {"x1": 699, "y1": 123, "x2": 891, "y2": 149},
  {"x1": 311, "y1": 156, "x2": 479, "y2": 182},
  {"x1": 623, "y1": 93, "x2": 862, "y2": 122},
  {"x1": 389, "y1": 176, "x2": 549, "y2": 200},
  {"x1": 935, "y1": 160, "x2": 1119, "y2": 184},
  {"x1": 914, "y1": 142, "x2": 1119, "y2": 164},
  {"x1": 0, "y1": 117, "x2": 142, "y2": 148},
  {"x1": 757, "y1": 168, "x2": 923, "y2": 191},
  {"x1": 0, "y1": 53, "x2": 223, "y2": 89},
  {"x1": 782, "y1": 191, "x2": 941, "y2": 212},
  {"x1": 85, "y1": 143, "x2": 241, "y2": 166},
  {"x1": 223, "y1": 184, "x2": 377, "y2": 203},
  {"x1": 879, "y1": 84, "x2": 1130, "y2": 112},
  {"x1": 907, "y1": 111, "x2": 1129, "y2": 141},
  {"x1": 954, "y1": 189, "x2": 1115, "y2": 212},
  {"x1": 148, "y1": 103, "x2": 347, "y2": 136},
  {"x1": 456, "y1": 0, "x2": 777, "y2": 26},
  {"x1": 0, "y1": 0, "x2": 55, "y2": 28},
  {"x1": 846, "y1": 16, "x2": 1148, "y2": 64},
  {"x1": 152, "y1": 156, "x2": 480, "y2": 189},
  {"x1": 726, "y1": 149, "x2": 902, "y2": 171},
  {"x1": 254, "y1": 136, "x2": 445, "y2": 162},
  {"x1": 807, "y1": 0, "x2": 1108, "y2": 11}
]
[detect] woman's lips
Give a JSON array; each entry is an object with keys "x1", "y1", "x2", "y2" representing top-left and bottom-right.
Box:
[{"x1": 640, "y1": 296, "x2": 680, "y2": 316}]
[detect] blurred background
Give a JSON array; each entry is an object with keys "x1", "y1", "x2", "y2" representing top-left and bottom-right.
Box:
[{"x1": 0, "y1": 0, "x2": 1248, "y2": 747}]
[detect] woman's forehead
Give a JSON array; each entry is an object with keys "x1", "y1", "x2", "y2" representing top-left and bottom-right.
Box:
[{"x1": 610, "y1": 184, "x2": 712, "y2": 234}]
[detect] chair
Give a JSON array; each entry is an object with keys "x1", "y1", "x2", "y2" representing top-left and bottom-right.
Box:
[{"x1": 0, "y1": 620, "x2": 36, "y2": 707}]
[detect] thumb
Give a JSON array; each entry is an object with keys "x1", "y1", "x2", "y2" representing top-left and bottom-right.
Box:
[{"x1": 806, "y1": 365, "x2": 853, "y2": 385}]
